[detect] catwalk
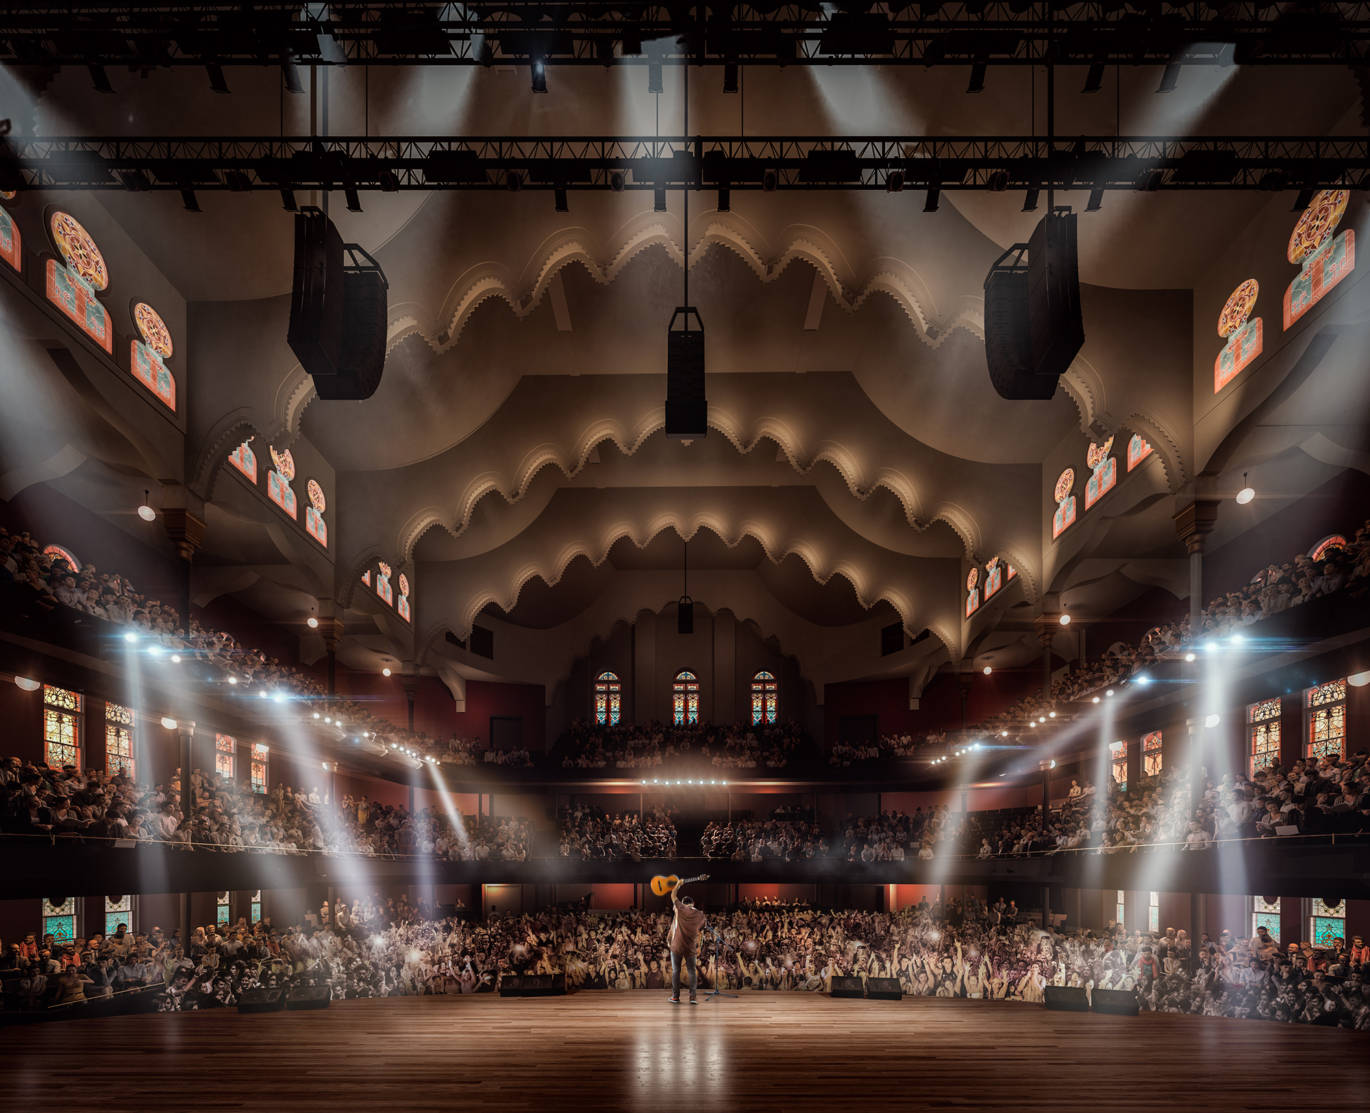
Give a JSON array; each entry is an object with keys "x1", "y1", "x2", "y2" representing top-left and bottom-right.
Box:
[{"x1": 7, "y1": 993, "x2": 1368, "y2": 1112}]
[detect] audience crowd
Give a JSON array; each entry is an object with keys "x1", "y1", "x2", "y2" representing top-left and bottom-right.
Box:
[
  {"x1": 558, "y1": 721, "x2": 806, "y2": 770},
  {"x1": 0, "y1": 758, "x2": 528, "y2": 861},
  {"x1": 7, "y1": 896, "x2": 1365, "y2": 1030},
  {"x1": 557, "y1": 804, "x2": 678, "y2": 860}
]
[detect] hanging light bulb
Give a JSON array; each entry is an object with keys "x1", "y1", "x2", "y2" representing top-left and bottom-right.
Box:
[
  {"x1": 1235, "y1": 472, "x2": 1254, "y2": 505},
  {"x1": 137, "y1": 490, "x2": 156, "y2": 522}
]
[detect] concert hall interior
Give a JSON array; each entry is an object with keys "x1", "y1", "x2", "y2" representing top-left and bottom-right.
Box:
[{"x1": 1, "y1": 5, "x2": 1370, "y2": 1110}]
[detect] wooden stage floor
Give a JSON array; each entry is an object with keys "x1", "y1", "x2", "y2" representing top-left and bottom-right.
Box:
[{"x1": 8, "y1": 993, "x2": 1368, "y2": 1112}]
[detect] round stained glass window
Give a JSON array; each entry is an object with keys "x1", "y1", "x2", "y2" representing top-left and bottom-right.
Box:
[
  {"x1": 1217, "y1": 279, "x2": 1259, "y2": 339},
  {"x1": 50, "y1": 211, "x2": 108, "y2": 290},
  {"x1": 1054, "y1": 468, "x2": 1075, "y2": 503},
  {"x1": 1288, "y1": 189, "x2": 1348, "y2": 265},
  {"x1": 133, "y1": 302, "x2": 173, "y2": 358}
]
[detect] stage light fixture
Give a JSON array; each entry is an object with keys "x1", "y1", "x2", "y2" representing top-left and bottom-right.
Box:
[
  {"x1": 14, "y1": 676, "x2": 39, "y2": 692},
  {"x1": 648, "y1": 63, "x2": 663, "y2": 94},
  {"x1": 1048, "y1": 711, "x2": 1057, "y2": 718},
  {"x1": 382, "y1": 667, "x2": 392, "y2": 677},
  {"x1": 137, "y1": 491, "x2": 156, "y2": 522},
  {"x1": 307, "y1": 616, "x2": 319, "y2": 629},
  {"x1": 1091, "y1": 696, "x2": 1100, "y2": 704},
  {"x1": 123, "y1": 631, "x2": 139, "y2": 643},
  {"x1": 1203, "y1": 640, "x2": 1218, "y2": 654},
  {"x1": 1086, "y1": 189, "x2": 1104, "y2": 211},
  {"x1": 258, "y1": 689, "x2": 269, "y2": 700},
  {"x1": 379, "y1": 169, "x2": 399, "y2": 193},
  {"x1": 1229, "y1": 633, "x2": 1246, "y2": 646},
  {"x1": 924, "y1": 187, "x2": 940, "y2": 212},
  {"x1": 717, "y1": 187, "x2": 730, "y2": 212},
  {"x1": 610, "y1": 170, "x2": 626, "y2": 192},
  {"x1": 723, "y1": 63, "x2": 739, "y2": 94},
  {"x1": 180, "y1": 189, "x2": 200, "y2": 212},
  {"x1": 282, "y1": 59, "x2": 304, "y2": 95},
  {"x1": 1049, "y1": 759, "x2": 1056, "y2": 769},
  {"x1": 988, "y1": 168, "x2": 1008, "y2": 192},
  {"x1": 345, "y1": 187, "x2": 362, "y2": 212},
  {"x1": 206, "y1": 63, "x2": 230, "y2": 94},
  {"x1": 762, "y1": 168, "x2": 779, "y2": 192},
  {"x1": 654, "y1": 186, "x2": 667, "y2": 212},
  {"x1": 554, "y1": 187, "x2": 568, "y2": 213},
  {"x1": 1022, "y1": 188, "x2": 1039, "y2": 212},
  {"x1": 983, "y1": 665, "x2": 992, "y2": 675},
  {"x1": 280, "y1": 188, "x2": 298, "y2": 212},
  {"x1": 1136, "y1": 673, "x2": 1152, "y2": 685},
  {"x1": 1204, "y1": 713, "x2": 1221, "y2": 728},
  {"x1": 1083, "y1": 62, "x2": 1105, "y2": 94},
  {"x1": 966, "y1": 62, "x2": 986, "y2": 93},
  {"x1": 228, "y1": 676, "x2": 238, "y2": 685},
  {"x1": 1157, "y1": 63, "x2": 1180, "y2": 93},
  {"x1": 1105, "y1": 688, "x2": 1114, "y2": 697},
  {"x1": 147, "y1": 644, "x2": 163, "y2": 657},
  {"x1": 1236, "y1": 472, "x2": 1255, "y2": 504},
  {"x1": 161, "y1": 716, "x2": 178, "y2": 730},
  {"x1": 886, "y1": 170, "x2": 905, "y2": 193},
  {"x1": 1184, "y1": 652, "x2": 1196, "y2": 662},
  {"x1": 1000, "y1": 730, "x2": 1008, "y2": 738},
  {"x1": 89, "y1": 65, "x2": 114, "y2": 94},
  {"x1": 1059, "y1": 612, "x2": 1071, "y2": 625},
  {"x1": 531, "y1": 61, "x2": 547, "y2": 94}
]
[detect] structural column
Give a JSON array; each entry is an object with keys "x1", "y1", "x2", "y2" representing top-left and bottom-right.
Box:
[
  {"x1": 322, "y1": 616, "x2": 344, "y2": 697},
  {"x1": 176, "y1": 720, "x2": 196, "y2": 945},
  {"x1": 161, "y1": 508, "x2": 206, "y2": 634},
  {"x1": 1172, "y1": 500, "x2": 1220, "y2": 636}
]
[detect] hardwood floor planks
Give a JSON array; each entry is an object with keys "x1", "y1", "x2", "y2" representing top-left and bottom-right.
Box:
[{"x1": 5, "y1": 994, "x2": 1367, "y2": 1112}]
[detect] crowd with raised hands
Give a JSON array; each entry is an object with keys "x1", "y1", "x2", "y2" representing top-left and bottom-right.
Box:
[
  {"x1": 13, "y1": 894, "x2": 1362, "y2": 1029},
  {"x1": 557, "y1": 804, "x2": 678, "y2": 860},
  {"x1": 559, "y1": 720, "x2": 806, "y2": 771},
  {"x1": 0, "y1": 757, "x2": 528, "y2": 861}
]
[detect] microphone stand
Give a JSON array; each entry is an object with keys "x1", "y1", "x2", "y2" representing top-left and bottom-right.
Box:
[{"x1": 703, "y1": 928, "x2": 738, "y2": 1002}]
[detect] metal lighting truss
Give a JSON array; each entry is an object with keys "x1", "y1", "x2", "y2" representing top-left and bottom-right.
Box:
[
  {"x1": 3, "y1": 133, "x2": 1367, "y2": 193},
  {"x1": 1, "y1": 3, "x2": 1369, "y2": 68}
]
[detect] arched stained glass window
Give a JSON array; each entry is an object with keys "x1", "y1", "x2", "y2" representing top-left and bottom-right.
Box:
[
  {"x1": 1309, "y1": 899, "x2": 1346, "y2": 947},
  {"x1": 42, "y1": 897, "x2": 77, "y2": 942},
  {"x1": 1126, "y1": 434, "x2": 1154, "y2": 472},
  {"x1": 104, "y1": 894, "x2": 133, "y2": 937},
  {"x1": 266, "y1": 446, "x2": 297, "y2": 520},
  {"x1": 215, "y1": 733, "x2": 237, "y2": 780},
  {"x1": 45, "y1": 211, "x2": 112, "y2": 352},
  {"x1": 304, "y1": 479, "x2": 328, "y2": 548},
  {"x1": 750, "y1": 671, "x2": 778, "y2": 725},
  {"x1": 672, "y1": 670, "x2": 700, "y2": 726},
  {"x1": 1142, "y1": 731, "x2": 1163, "y2": 777},
  {"x1": 1251, "y1": 896, "x2": 1280, "y2": 942},
  {"x1": 1084, "y1": 437, "x2": 1116, "y2": 511},
  {"x1": 1305, "y1": 679, "x2": 1347, "y2": 760},
  {"x1": 375, "y1": 561, "x2": 394, "y2": 607},
  {"x1": 216, "y1": 892, "x2": 230, "y2": 926},
  {"x1": 1248, "y1": 697, "x2": 1282, "y2": 776},
  {"x1": 228, "y1": 439, "x2": 258, "y2": 483},
  {"x1": 1284, "y1": 189, "x2": 1355, "y2": 329},
  {"x1": 105, "y1": 701, "x2": 135, "y2": 779},
  {"x1": 1215, "y1": 279, "x2": 1262, "y2": 392},
  {"x1": 1309, "y1": 535, "x2": 1347, "y2": 562},
  {"x1": 397, "y1": 572, "x2": 411, "y2": 622},
  {"x1": 130, "y1": 301, "x2": 177, "y2": 411},
  {"x1": 982, "y1": 557, "x2": 1003, "y2": 601},
  {"x1": 594, "y1": 671, "x2": 622, "y2": 725},
  {"x1": 1052, "y1": 469, "x2": 1077, "y2": 539},
  {"x1": 1109, "y1": 739, "x2": 1127, "y2": 791},
  {"x1": 965, "y1": 567, "x2": 981, "y2": 618},
  {"x1": 0, "y1": 197, "x2": 21, "y2": 273},
  {"x1": 42, "y1": 544, "x2": 81, "y2": 573}
]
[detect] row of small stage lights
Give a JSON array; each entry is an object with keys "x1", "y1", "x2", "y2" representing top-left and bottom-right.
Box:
[{"x1": 640, "y1": 777, "x2": 729, "y2": 786}]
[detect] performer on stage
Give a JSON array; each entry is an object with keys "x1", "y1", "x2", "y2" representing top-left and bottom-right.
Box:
[{"x1": 668, "y1": 873, "x2": 709, "y2": 1004}]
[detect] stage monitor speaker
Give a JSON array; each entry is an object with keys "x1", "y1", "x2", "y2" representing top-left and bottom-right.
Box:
[
  {"x1": 1026, "y1": 208, "x2": 1084, "y2": 380},
  {"x1": 237, "y1": 987, "x2": 286, "y2": 1013},
  {"x1": 677, "y1": 596, "x2": 694, "y2": 634},
  {"x1": 866, "y1": 977, "x2": 903, "y2": 1001},
  {"x1": 665, "y1": 306, "x2": 707, "y2": 438},
  {"x1": 1091, "y1": 988, "x2": 1139, "y2": 1016},
  {"x1": 1043, "y1": 985, "x2": 1089, "y2": 1012},
  {"x1": 286, "y1": 986, "x2": 331, "y2": 1010},
  {"x1": 500, "y1": 973, "x2": 568, "y2": 998},
  {"x1": 287, "y1": 207, "x2": 345, "y2": 378},
  {"x1": 830, "y1": 976, "x2": 865, "y2": 999}
]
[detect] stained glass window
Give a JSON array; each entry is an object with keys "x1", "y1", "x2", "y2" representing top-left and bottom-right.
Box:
[
  {"x1": 305, "y1": 478, "x2": 328, "y2": 548},
  {"x1": 672, "y1": 670, "x2": 700, "y2": 726},
  {"x1": 965, "y1": 566, "x2": 981, "y2": 618},
  {"x1": 228, "y1": 439, "x2": 258, "y2": 483},
  {"x1": 45, "y1": 211, "x2": 112, "y2": 353},
  {"x1": 215, "y1": 733, "x2": 237, "y2": 780},
  {"x1": 1109, "y1": 739, "x2": 1127, "y2": 791},
  {"x1": 105, "y1": 701, "x2": 135, "y2": 779},
  {"x1": 1148, "y1": 892, "x2": 1160, "y2": 934},
  {"x1": 104, "y1": 895, "x2": 133, "y2": 938},
  {"x1": 375, "y1": 562, "x2": 394, "y2": 607},
  {"x1": 396, "y1": 571, "x2": 411, "y2": 622},
  {"x1": 982, "y1": 557, "x2": 1003, "y2": 601},
  {"x1": 0, "y1": 201, "x2": 21, "y2": 272},
  {"x1": 42, "y1": 897, "x2": 77, "y2": 943},
  {"x1": 750, "y1": 671, "x2": 778, "y2": 725},
  {"x1": 1052, "y1": 468, "x2": 1077, "y2": 539},
  {"x1": 1126, "y1": 434, "x2": 1153, "y2": 472},
  {"x1": 43, "y1": 684, "x2": 82, "y2": 770},
  {"x1": 1305, "y1": 680, "x2": 1346, "y2": 761},
  {"x1": 251, "y1": 890, "x2": 262, "y2": 924},
  {"x1": 1214, "y1": 278, "x2": 1263, "y2": 392},
  {"x1": 1142, "y1": 731, "x2": 1163, "y2": 777},
  {"x1": 129, "y1": 301, "x2": 177, "y2": 411},
  {"x1": 266, "y1": 446, "x2": 298, "y2": 520},
  {"x1": 1309, "y1": 535, "x2": 1347, "y2": 562},
  {"x1": 1083, "y1": 437, "x2": 1117, "y2": 511},
  {"x1": 1284, "y1": 189, "x2": 1355, "y2": 329},
  {"x1": 1308, "y1": 898, "x2": 1345, "y2": 947},
  {"x1": 593, "y1": 671, "x2": 622, "y2": 726},
  {"x1": 1248, "y1": 697, "x2": 1282, "y2": 775},
  {"x1": 250, "y1": 743, "x2": 269, "y2": 794},
  {"x1": 1252, "y1": 896, "x2": 1281, "y2": 942},
  {"x1": 216, "y1": 892, "x2": 230, "y2": 926},
  {"x1": 1115, "y1": 890, "x2": 1126, "y2": 929},
  {"x1": 42, "y1": 544, "x2": 81, "y2": 573}
]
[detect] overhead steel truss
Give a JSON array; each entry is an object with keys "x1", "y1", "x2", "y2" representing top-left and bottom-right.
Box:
[
  {"x1": 2, "y1": 3, "x2": 1370, "y2": 69},
  {"x1": 3, "y1": 134, "x2": 1367, "y2": 193}
]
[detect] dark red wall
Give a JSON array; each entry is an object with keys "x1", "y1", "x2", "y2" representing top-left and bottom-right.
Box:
[{"x1": 823, "y1": 667, "x2": 1042, "y2": 745}]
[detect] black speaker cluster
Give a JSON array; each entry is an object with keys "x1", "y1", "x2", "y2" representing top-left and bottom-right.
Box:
[
  {"x1": 287, "y1": 207, "x2": 389, "y2": 401},
  {"x1": 666, "y1": 306, "x2": 707, "y2": 439},
  {"x1": 984, "y1": 209, "x2": 1085, "y2": 401}
]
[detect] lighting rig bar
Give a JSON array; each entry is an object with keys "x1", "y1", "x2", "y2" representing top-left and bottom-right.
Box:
[
  {"x1": 2, "y1": 3, "x2": 1370, "y2": 69},
  {"x1": 4, "y1": 134, "x2": 1368, "y2": 193}
]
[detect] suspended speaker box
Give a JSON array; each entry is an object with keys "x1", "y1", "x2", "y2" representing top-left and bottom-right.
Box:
[
  {"x1": 1091, "y1": 988, "x2": 1139, "y2": 1016},
  {"x1": 830, "y1": 976, "x2": 865, "y2": 999},
  {"x1": 1043, "y1": 985, "x2": 1089, "y2": 1012},
  {"x1": 665, "y1": 306, "x2": 707, "y2": 438},
  {"x1": 866, "y1": 977, "x2": 903, "y2": 1001},
  {"x1": 286, "y1": 986, "x2": 331, "y2": 1010},
  {"x1": 677, "y1": 596, "x2": 694, "y2": 634},
  {"x1": 983, "y1": 209, "x2": 1083, "y2": 400}
]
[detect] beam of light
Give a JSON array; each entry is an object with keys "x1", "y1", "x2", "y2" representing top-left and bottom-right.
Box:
[{"x1": 427, "y1": 763, "x2": 472, "y2": 858}]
